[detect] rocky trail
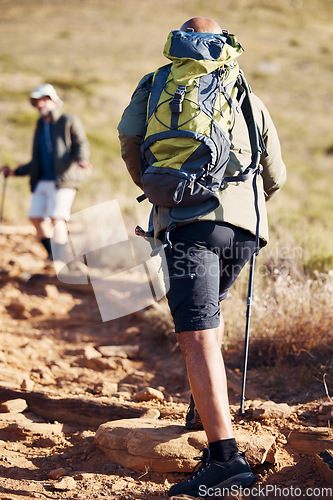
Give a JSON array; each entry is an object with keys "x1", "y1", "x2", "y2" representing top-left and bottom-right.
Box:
[{"x1": 0, "y1": 226, "x2": 332, "y2": 499}]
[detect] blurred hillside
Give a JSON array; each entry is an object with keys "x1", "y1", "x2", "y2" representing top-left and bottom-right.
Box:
[{"x1": 0, "y1": 0, "x2": 332, "y2": 272}]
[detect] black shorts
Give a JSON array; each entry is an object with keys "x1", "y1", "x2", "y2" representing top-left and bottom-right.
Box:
[{"x1": 165, "y1": 221, "x2": 256, "y2": 333}]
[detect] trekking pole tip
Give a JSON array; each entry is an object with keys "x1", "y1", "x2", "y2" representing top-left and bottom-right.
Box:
[{"x1": 239, "y1": 406, "x2": 246, "y2": 416}]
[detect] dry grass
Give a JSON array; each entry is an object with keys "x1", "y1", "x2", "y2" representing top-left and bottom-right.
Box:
[
  {"x1": 221, "y1": 249, "x2": 333, "y2": 396},
  {"x1": 250, "y1": 271, "x2": 333, "y2": 362}
]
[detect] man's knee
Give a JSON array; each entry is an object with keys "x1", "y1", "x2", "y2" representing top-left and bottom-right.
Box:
[
  {"x1": 177, "y1": 329, "x2": 217, "y2": 357},
  {"x1": 30, "y1": 217, "x2": 43, "y2": 224},
  {"x1": 177, "y1": 331, "x2": 192, "y2": 357},
  {"x1": 30, "y1": 217, "x2": 45, "y2": 232}
]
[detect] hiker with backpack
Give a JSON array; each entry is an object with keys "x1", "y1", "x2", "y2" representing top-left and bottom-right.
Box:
[
  {"x1": 1, "y1": 84, "x2": 91, "y2": 264},
  {"x1": 118, "y1": 17, "x2": 286, "y2": 497}
]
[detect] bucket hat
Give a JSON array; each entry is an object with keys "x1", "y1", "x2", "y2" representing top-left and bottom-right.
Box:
[{"x1": 30, "y1": 84, "x2": 63, "y2": 105}]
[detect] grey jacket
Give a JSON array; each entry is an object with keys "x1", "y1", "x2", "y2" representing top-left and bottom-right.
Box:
[
  {"x1": 118, "y1": 73, "x2": 286, "y2": 244},
  {"x1": 15, "y1": 107, "x2": 90, "y2": 192}
]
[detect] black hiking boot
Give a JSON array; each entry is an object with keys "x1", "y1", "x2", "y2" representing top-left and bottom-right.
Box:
[
  {"x1": 185, "y1": 394, "x2": 203, "y2": 430},
  {"x1": 167, "y1": 448, "x2": 256, "y2": 498}
]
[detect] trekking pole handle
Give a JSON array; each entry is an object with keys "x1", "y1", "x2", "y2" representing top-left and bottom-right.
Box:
[
  {"x1": 1, "y1": 166, "x2": 14, "y2": 178},
  {"x1": 135, "y1": 225, "x2": 148, "y2": 239}
]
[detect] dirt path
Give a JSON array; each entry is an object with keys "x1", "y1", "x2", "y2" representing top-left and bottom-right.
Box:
[{"x1": 0, "y1": 227, "x2": 332, "y2": 499}]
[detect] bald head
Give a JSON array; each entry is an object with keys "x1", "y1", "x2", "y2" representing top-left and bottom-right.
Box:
[{"x1": 180, "y1": 17, "x2": 222, "y2": 34}]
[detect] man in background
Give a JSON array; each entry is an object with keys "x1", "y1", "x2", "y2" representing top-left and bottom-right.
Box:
[{"x1": 1, "y1": 83, "x2": 91, "y2": 264}]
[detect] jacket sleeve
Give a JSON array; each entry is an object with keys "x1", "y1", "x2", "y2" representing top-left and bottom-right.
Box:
[
  {"x1": 252, "y1": 94, "x2": 287, "y2": 200},
  {"x1": 14, "y1": 122, "x2": 40, "y2": 177},
  {"x1": 14, "y1": 162, "x2": 32, "y2": 177},
  {"x1": 117, "y1": 73, "x2": 153, "y2": 189},
  {"x1": 69, "y1": 115, "x2": 90, "y2": 162}
]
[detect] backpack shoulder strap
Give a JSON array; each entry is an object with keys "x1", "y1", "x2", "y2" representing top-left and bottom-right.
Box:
[
  {"x1": 223, "y1": 72, "x2": 264, "y2": 184},
  {"x1": 237, "y1": 73, "x2": 262, "y2": 171},
  {"x1": 229, "y1": 73, "x2": 267, "y2": 254},
  {"x1": 147, "y1": 64, "x2": 172, "y2": 121},
  {"x1": 136, "y1": 64, "x2": 172, "y2": 204}
]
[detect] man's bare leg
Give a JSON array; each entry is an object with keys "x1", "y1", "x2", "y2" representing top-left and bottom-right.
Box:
[
  {"x1": 30, "y1": 217, "x2": 53, "y2": 258},
  {"x1": 51, "y1": 219, "x2": 70, "y2": 263},
  {"x1": 30, "y1": 217, "x2": 52, "y2": 240},
  {"x1": 177, "y1": 324, "x2": 234, "y2": 443},
  {"x1": 30, "y1": 217, "x2": 69, "y2": 263},
  {"x1": 216, "y1": 314, "x2": 224, "y2": 346},
  {"x1": 51, "y1": 218, "x2": 68, "y2": 245},
  {"x1": 169, "y1": 324, "x2": 255, "y2": 497}
]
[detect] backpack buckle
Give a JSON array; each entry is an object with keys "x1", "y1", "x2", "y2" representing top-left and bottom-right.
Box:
[{"x1": 169, "y1": 85, "x2": 186, "y2": 114}]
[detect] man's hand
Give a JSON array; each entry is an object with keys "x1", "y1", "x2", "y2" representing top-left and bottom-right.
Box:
[
  {"x1": 77, "y1": 159, "x2": 92, "y2": 173},
  {"x1": 0, "y1": 166, "x2": 14, "y2": 178}
]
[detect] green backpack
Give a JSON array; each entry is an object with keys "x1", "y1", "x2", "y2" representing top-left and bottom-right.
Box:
[{"x1": 139, "y1": 29, "x2": 263, "y2": 222}]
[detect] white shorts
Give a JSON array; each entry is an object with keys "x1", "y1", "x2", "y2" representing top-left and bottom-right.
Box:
[{"x1": 28, "y1": 180, "x2": 76, "y2": 220}]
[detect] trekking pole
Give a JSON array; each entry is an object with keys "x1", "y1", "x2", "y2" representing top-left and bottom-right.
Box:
[
  {"x1": 239, "y1": 251, "x2": 256, "y2": 415},
  {"x1": 0, "y1": 174, "x2": 8, "y2": 236}
]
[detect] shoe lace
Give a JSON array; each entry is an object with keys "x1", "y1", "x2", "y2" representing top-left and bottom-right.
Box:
[{"x1": 188, "y1": 448, "x2": 210, "y2": 482}]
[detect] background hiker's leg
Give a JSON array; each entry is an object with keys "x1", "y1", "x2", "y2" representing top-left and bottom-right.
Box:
[
  {"x1": 30, "y1": 217, "x2": 52, "y2": 240},
  {"x1": 51, "y1": 218, "x2": 68, "y2": 245},
  {"x1": 177, "y1": 327, "x2": 234, "y2": 443},
  {"x1": 30, "y1": 217, "x2": 53, "y2": 258},
  {"x1": 51, "y1": 219, "x2": 69, "y2": 262}
]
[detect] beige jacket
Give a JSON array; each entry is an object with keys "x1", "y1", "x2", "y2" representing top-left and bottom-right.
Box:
[
  {"x1": 118, "y1": 74, "x2": 286, "y2": 245},
  {"x1": 15, "y1": 107, "x2": 90, "y2": 192}
]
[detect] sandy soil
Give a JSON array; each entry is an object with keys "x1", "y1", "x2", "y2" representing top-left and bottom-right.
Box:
[{"x1": 0, "y1": 226, "x2": 332, "y2": 499}]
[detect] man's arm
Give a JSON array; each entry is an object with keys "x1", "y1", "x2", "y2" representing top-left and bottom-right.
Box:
[
  {"x1": 117, "y1": 73, "x2": 153, "y2": 189},
  {"x1": 252, "y1": 94, "x2": 287, "y2": 200},
  {"x1": 12, "y1": 162, "x2": 33, "y2": 177},
  {"x1": 69, "y1": 115, "x2": 90, "y2": 168}
]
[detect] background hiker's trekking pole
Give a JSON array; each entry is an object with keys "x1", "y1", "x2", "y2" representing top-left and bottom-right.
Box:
[
  {"x1": 239, "y1": 252, "x2": 256, "y2": 416},
  {"x1": 0, "y1": 173, "x2": 8, "y2": 236}
]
